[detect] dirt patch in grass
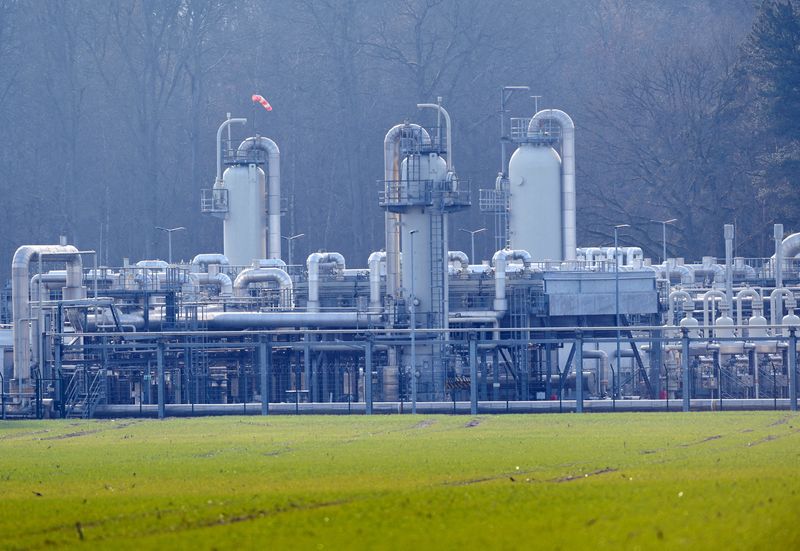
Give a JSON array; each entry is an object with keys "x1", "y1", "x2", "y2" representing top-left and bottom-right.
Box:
[
  {"x1": 412, "y1": 419, "x2": 436, "y2": 429},
  {"x1": 464, "y1": 419, "x2": 481, "y2": 428},
  {"x1": 679, "y1": 434, "x2": 722, "y2": 447},
  {"x1": 551, "y1": 468, "x2": 618, "y2": 483}
]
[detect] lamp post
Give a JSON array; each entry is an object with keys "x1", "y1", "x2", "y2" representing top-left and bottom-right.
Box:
[
  {"x1": 459, "y1": 227, "x2": 486, "y2": 264},
  {"x1": 155, "y1": 226, "x2": 185, "y2": 264},
  {"x1": 282, "y1": 233, "x2": 305, "y2": 266},
  {"x1": 614, "y1": 224, "x2": 630, "y2": 400},
  {"x1": 409, "y1": 229, "x2": 418, "y2": 414},
  {"x1": 650, "y1": 218, "x2": 677, "y2": 264}
]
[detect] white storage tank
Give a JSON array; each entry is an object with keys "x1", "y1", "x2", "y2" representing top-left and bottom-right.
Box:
[
  {"x1": 399, "y1": 153, "x2": 447, "y2": 313},
  {"x1": 508, "y1": 143, "x2": 562, "y2": 260},
  {"x1": 221, "y1": 163, "x2": 267, "y2": 266}
]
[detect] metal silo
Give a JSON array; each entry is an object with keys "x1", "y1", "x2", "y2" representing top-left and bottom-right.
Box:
[
  {"x1": 508, "y1": 143, "x2": 563, "y2": 260},
  {"x1": 221, "y1": 163, "x2": 267, "y2": 266}
]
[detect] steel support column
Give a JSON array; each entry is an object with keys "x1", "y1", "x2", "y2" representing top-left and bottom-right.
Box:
[
  {"x1": 260, "y1": 335, "x2": 271, "y2": 416},
  {"x1": 575, "y1": 331, "x2": 583, "y2": 413},
  {"x1": 682, "y1": 328, "x2": 691, "y2": 412},
  {"x1": 789, "y1": 328, "x2": 797, "y2": 412},
  {"x1": 469, "y1": 335, "x2": 478, "y2": 415},
  {"x1": 365, "y1": 338, "x2": 373, "y2": 415},
  {"x1": 157, "y1": 341, "x2": 165, "y2": 420}
]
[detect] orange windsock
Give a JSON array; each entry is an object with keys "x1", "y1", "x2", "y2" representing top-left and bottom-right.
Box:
[{"x1": 251, "y1": 94, "x2": 272, "y2": 111}]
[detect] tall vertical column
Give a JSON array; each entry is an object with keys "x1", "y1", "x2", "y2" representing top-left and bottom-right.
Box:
[
  {"x1": 575, "y1": 332, "x2": 583, "y2": 413},
  {"x1": 789, "y1": 328, "x2": 797, "y2": 412},
  {"x1": 682, "y1": 328, "x2": 691, "y2": 412},
  {"x1": 365, "y1": 338, "x2": 373, "y2": 415},
  {"x1": 157, "y1": 341, "x2": 165, "y2": 420},
  {"x1": 469, "y1": 334, "x2": 478, "y2": 415},
  {"x1": 259, "y1": 335, "x2": 271, "y2": 416}
]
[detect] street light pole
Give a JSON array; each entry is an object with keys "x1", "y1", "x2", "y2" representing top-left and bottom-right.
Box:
[
  {"x1": 459, "y1": 227, "x2": 487, "y2": 264},
  {"x1": 281, "y1": 233, "x2": 305, "y2": 266},
  {"x1": 650, "y1": 218, "x2": 677, "y2": 264},
  {"x1": 155, "y1": 226, "x2": 186, "y2": 264},
  {"x1": 614, "y1": 224, "x2": 630, "y2": 401},
  {"x1": 410, "y1": 229, "x2": 418, "y2": 414}
]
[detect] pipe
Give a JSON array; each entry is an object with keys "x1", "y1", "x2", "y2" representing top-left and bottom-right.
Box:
[
  {"x1": 187, "y1": 272, "x2": 233, "y2": 297},
  {"x1": 735, "y1": 288, "x2": 763, "y2": 327},
  {"x1": 233, "y1": 267, "x2": 293, "y2": 309},
  {"x1": 448, "y1": 250, "x2": 469, "y2": 271},
  {"x1": 774, "y1": 224, "x2": 785, "y2": 287},
  {"x1": 135, "y1": 260, "x2": 168, "y2": 270},
  {"x1": 205, "y1": 311, "x2": 380, "y2": 330},
  {"x1": 529, "y1": 109, "x2": 576, "y2": 260},
  {"x1": 368, "y1": 251, "x2": 386, "y2": 313},
  {"x1": 667, "y1": 290, "x2": 693, "y2": 325},
  {"x1": 770, "y1": 288, "x2": 794, "y2": 328},
  {"x1": 702, "y1": 289, "x2": 727, "y2": 337},
  {"x1": 383, "y1": 123, "x2": 430, "y2": 299},
  {"x1": 661, "y1": 262, "x2": 694, "y2": 285},
  {"x1": 724, "y1": 224, "x2": 734, "y2": 313},
  {"x1": 191, "y1": 254, "x2": 230, "y2": 273},
  {"x1": 582, "y1": 349, "x2": 608, "y2": 395},
  {"x1": 306, "y1": 252, "x2": 346, "y2": 313},
  {"x1": 623, "y1": 247, "x2": 643, "y2": 267},
  {"x1": 492, "y1": 249, "x2": 532, "y2": 312},
  {"x1": 417, "y1": 102, "x2": 452, "y2": 171},
  {"x1": 238, "y1": 137, "x2": 281, "y2": 260},
  {"x1": 255, "y1": 258, "x2": 287, "y2": 269},
  {"x1": 216, "y1": 117, "x2": 246, "y2": 183},
  {"x1": 12, "y1": 245, "x2": 84, "y2": 380}
]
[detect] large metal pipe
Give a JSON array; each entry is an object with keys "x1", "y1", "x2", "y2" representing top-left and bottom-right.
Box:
[
  {"x1": 187, "y1": 272, "x2": 233, "y2": 297},
  {"x1": 702, "y1": 289, "x2": 727, "y2": 337},
  {"x1": 383, "y1": 124, "x2": 430, "y2": 299},
  {"x1": 770, "y1": 288, "x2": 794, "y2": 328},
  {"x1": 216, "y1": 117, "x2": 246, "y2": 183},
  {"x1": 448, "y1": 250, "x2": 469, "y2": 271},
  {"x1": 724, "y1": 224, "x2": 734, "y2": 313},
  {"x1": 205, "y1": 311, "x2": 379, "y2": 329},
  {"x1": 306, "y1": 252, "x2": 346, "y2": 312},
  {"x1": 528, "y1": 109, "x2": 576, "y2": 260},
  {"x1": 735, "y1": 288, "x2": 763, "y2": 327},
  {"x1": 238, "y1": 137, "x2": 281, "y2": 260},
  {"x1": 12, "y1": 245, "x2": 84, "y2": 380},
  {"x1": 191, "y1": 254, "x2": 230, "y2": 273},
  {"x1": 492, "y1": 249, "x2": 532, "y2": 313},
  {"x1": 368, "y1": 251, "x2": 386, "y2": 313},
  {"x1": 233, "y1": 267, "x2": 293, "y2": 308},
  {"x1": 774, "y1": 224, "x2": 784, "y2": 288},
  {"x1": 582, "y1": 349, "x2": 608, "y2": 395},
  {"x1": 417, "y1": 102, "x2": 452, "y2": 171}
]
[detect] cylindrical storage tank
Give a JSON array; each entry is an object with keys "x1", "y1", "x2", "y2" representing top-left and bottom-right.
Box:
[
  {"x1": 781, "y1": 312, "x2": 800, "y2": 338},
  {"x1": 399, "y1": 153, "x2": 447, "y2": 314},
  {"x1": 748, "y1": 314, "x2": 774, "y2": 353},
  {"x1": 679, "y1": 313, "x2": 700, "y2": 339},
  {"x1": 508, "y1": 144, "x2": 562, "y2": 260},
  {"x1": 221, "y1": 164, "x2": 267, "y2": 266},
  {"x1": 715, "y1": 314, "x2": 741, "y2": 354}
]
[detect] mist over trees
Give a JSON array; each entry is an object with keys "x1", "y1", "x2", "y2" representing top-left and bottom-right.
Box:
[{"x1": 0, "y1": 0, "x2": 796, "y2": 279}]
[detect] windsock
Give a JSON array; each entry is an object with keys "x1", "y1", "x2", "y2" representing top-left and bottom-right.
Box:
[{"x1": 251, "y1": 94, "x2": 273, "y2": 111}]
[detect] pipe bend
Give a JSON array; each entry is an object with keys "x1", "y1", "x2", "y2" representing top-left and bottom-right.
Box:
[
  {"x1": 492, "y1": 248, "x2": 532, "y2": 268},
  {"x1": 448, "y1": 251, "x2": 469, "y2": 271},
  {"x1": 233, "y1": 267, "x2": 293, "y2": 308},
  {"x1": 191, "y1": 254, "x2": 230, "y2": 273}
]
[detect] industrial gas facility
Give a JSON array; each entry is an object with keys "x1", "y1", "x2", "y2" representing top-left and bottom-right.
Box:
[{"x1": 1, "y1": 97, "x2": 799, "y2": 418}]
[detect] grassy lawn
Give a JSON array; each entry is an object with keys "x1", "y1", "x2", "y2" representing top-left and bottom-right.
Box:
[{"x1": 1, "y1": 412, "x2": 798, "y2": 549}]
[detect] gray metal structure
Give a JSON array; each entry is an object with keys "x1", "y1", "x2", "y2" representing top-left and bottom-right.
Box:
[{"x1": 2, "y1": 102, "x2": 799, "y2": 418}]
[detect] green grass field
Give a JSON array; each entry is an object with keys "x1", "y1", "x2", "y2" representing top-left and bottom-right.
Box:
[{"x1": 1, "y1": 412, "x2": 798, "y2": 550}]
